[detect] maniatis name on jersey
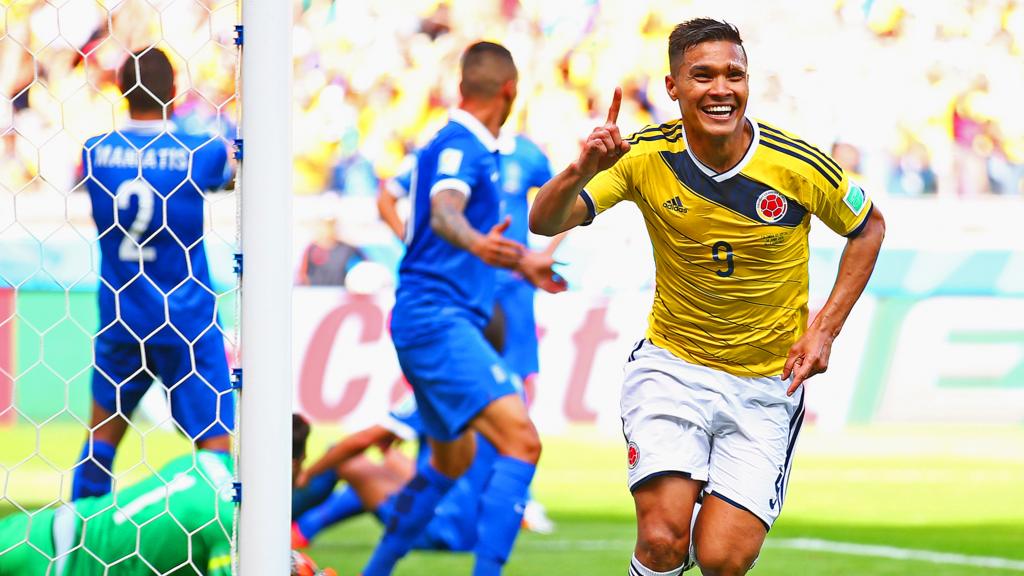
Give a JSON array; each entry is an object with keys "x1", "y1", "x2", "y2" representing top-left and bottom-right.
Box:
[
  {"x1": 582, "y1": 118, "x2": 872, "y2": 377},
  {"x1": 90, "y1": 143, "x2": 189, "y2": 171}
]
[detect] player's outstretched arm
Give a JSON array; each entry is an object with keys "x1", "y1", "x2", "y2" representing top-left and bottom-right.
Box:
[
  {"x1": 530, "y1": 87, "x2": 631, "y2": 236},
  {"x1": 784, "y1": 206, "x2": 886, "y2": 395},
  {"x1": 296, "y1": 425, "x2": 398, "y2": 488},
  {"x1": 431, "y1": 189, "x2": 524, "y2": 269}
]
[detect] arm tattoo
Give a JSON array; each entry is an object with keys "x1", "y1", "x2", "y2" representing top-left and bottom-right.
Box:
[{"x1": 430, "y1": 188, "x2": 480, "y2": 250}]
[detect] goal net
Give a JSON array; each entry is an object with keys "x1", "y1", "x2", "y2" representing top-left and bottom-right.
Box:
[{"x1": 0, "y1": 0, "x2": 255, "y2": 573}]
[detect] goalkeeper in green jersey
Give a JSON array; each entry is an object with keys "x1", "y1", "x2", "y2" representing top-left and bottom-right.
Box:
[{"x1": 0, "y1": 415, "x2": 331, "y2": 576}]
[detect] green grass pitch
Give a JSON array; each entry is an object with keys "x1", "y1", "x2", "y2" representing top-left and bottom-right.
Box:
[
  {"x1": 303, "y1": 425, "x2": 1024, "y2": 575},
  {"x1": 1, "y1": 423, "x2": 1023, "y2": 575}
]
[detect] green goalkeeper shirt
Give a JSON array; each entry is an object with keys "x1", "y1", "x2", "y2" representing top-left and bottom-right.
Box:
[
  {"x1": 61, "y1": 450, "x2": 235, "y2": 575},
  {"x1": 34, "y1": 450, "x2": 235, "y2": 576}
]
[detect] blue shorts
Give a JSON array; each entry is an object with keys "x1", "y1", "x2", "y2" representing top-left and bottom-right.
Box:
[
  {"x1": 494, "y1": 278, "x2": 538, "y2": 380},
  {"x1": 394, "y1": 317, "x2": 519, "y2": 442},
  {"x1": 91, "y1": 331, "x2": 234, "y2": 442}
]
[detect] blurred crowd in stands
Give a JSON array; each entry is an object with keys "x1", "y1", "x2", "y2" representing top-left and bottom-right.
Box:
[
  {"x1": 3, "y1": 0, "x2": 1022, "y2": 200},
  {"x1": 0, "y1": 0, "x2": 1021, "y2": 287}
]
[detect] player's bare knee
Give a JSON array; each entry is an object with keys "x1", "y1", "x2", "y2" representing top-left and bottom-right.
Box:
[
  {"x1": 518, "y1": 428, "x2": 542, "y2": 463},
  {"x1": 693, "y1": 542, "x2": 756, "y2": 576},
  {"x1": 482, "y1": 407, "x2": 541, "y2": 463},
  {"x1": 502, "y1": 420, "x2": 541, "y2": 463},
  {"x1": 495, "y1": 431, "x2": 541, "y2": 463},
  {"x1": 637, "y1": 526, "x2": 689, "y2": 570}
]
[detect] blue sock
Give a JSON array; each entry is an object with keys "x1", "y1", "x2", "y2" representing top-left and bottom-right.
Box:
[
  {"x1": 71, "y1": 439, "x2": 116, "y2": 500},
  {"x1": 473, "y1": 456, "x2": 536, "y2": 576},
  {"x1": 296, "y1": 486, "x2": 364, "y2": 542},
  {"x1": 362, "y1": 464, "x2": 456, "y2": 576},
  {"x1": 292, "y1": 470, "x2": 339, "y2": 518}
]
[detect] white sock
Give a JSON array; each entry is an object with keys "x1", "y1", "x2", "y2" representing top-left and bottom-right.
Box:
[{"x1": 628, "y1": 555, "x2": 684, "y2": 576}]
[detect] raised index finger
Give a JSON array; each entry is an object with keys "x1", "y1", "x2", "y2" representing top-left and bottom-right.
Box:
[{"x1": 606, "y1": 87, "x2": 622, "y2": 125}]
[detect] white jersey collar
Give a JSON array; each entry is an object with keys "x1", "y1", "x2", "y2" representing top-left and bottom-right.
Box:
[
  {"x1": 449, "y1": 108, "x2": 500, "y2": 153},
  {"x1": 681, "y1": 117, "x2": 760, "y2": 183},
  {"x1": 497, "y1": 130, "x2": 517, "y2": 155}
]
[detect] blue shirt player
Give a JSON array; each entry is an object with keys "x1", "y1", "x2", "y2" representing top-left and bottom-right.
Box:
[
  {"x1": 382, "y1": 136, "x2": 564, "y2": 389},
  {"x1": 74, "y1": 48, "x2": 234, "y2": 500},
  {"x1": 493, "y1": 133, "x2": 564, "y2": 394},
  {"x1": 363, "y1": 42, "x2": 553, "y2": 576}
]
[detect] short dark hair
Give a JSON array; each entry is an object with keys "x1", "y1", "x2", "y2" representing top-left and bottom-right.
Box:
[
  {"x1": 460, "y1": 41, "x2": 517, "y2": 99},
  {"x1": 668, "y1": 18, "x2": 745, "y2": 76},
  {"x1": 293, "y1": 413, "x2": 311, "y2": 460},
  {"x1": 119, "y1": 48, "x2": 175, "y2": 113}
]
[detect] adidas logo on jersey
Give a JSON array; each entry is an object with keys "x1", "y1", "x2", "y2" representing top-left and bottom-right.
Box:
[{"x1": 663, "y1": 196, "x2": 688, "y2": 213}]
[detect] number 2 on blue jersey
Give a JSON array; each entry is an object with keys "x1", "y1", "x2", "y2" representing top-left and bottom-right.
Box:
[{"x1": 116, "y1": 180, "x2": 157, "y2": 262}]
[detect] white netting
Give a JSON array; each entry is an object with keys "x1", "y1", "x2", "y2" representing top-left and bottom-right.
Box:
[{"x1": 0, "y1": 0, "x2": 240, "y2": 573}]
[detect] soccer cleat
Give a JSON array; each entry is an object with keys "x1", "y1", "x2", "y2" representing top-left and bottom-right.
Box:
[
  {"x1": 290, "y1": 549, "x2": 334, "y2": 575},
  {"x1": 291, "y1": 521, "x2": 310, "y2": 550},
  {"x1": 521, "y1": 500, "x2": 556, "y2": 535}
]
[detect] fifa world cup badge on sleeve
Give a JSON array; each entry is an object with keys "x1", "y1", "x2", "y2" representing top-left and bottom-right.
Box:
[
  {"x1": 438, "y1": 148, "x2": 463, "y2": 176},
  {"x1": 844, "y1": 182, "x2": 866, "y2": 215}
]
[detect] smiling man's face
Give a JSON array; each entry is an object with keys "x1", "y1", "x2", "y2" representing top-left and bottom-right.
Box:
[{"x1": 666, "y1": 40, "x2": 749, "y2": 140}]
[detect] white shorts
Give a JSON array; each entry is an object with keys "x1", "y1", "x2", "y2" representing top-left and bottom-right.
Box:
[{"x1": 620, "y1": 339, "x2": 805, "y2": 529}]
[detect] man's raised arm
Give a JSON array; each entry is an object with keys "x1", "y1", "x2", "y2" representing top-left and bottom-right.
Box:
[{"x1": 530, "y1": 87, "x2": 631, "y2": 236}]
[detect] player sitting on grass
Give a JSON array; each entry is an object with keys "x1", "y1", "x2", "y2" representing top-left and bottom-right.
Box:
[
  {"x1": 292, "y1": 389, "x2": 554, "y2": 552},
  {"x1": 0, "y1": 415, "x2": 333, "y2": 576}
]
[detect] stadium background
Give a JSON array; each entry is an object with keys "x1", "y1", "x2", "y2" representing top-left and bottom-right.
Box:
[{"x1": 1, "y1": 0, "x2": 1022, "y2": 574}]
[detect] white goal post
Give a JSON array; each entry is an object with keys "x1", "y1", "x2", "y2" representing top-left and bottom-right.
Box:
[{"x1": 238, "y1": 0, "x2": 294, "y2": 573}]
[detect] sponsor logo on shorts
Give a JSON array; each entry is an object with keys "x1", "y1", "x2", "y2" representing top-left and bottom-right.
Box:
[
  {"x1": 627, "y1": 441, "x2": 640, "y2": 469},
  {"x1": 769, "y1": 465, "x2": 784, "y2": 510},
  {"x1": 490, "y1": 363, "x2": 508, "y2": 384}
]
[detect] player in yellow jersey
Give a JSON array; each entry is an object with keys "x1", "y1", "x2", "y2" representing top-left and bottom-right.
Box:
[{"x1": 530, "y1": 18, "x2": 885, "y2": 576}]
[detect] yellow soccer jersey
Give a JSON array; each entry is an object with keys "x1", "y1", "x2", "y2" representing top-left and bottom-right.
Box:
[{"x1": 581, "y1": 118, "x2": 872, "y2": 377}]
